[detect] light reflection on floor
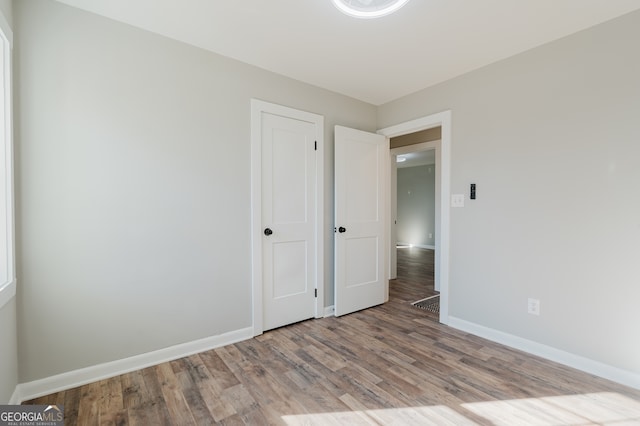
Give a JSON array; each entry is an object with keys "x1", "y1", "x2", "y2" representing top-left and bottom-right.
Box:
[{"x1": 281, "y1": 392, "x2": 640, "y2": 425}]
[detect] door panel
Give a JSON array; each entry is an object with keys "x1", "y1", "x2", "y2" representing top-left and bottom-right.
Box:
[
  {"x1": 262, "y1": 113, "x2": 316, "y2": 330},
  {"x1": 271, "y1": 128, "x2": 308, "y2": 223},
  {"x1": 345, "y1": 237, "x2": 379, "y2": 287},
  {"x1": 344, "y1": 139, "x2": 379, "y2": 223},
  {"x1": 272, "y1": 241, "x2": 307, "y2": 297},
  {"x1": 335, "y1": 125, "x2": 388, "y2": 317}
]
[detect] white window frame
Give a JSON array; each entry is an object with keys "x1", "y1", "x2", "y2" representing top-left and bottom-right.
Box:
[{"x1": 0, "y1": 9, "x2": 14, "y2": 310}]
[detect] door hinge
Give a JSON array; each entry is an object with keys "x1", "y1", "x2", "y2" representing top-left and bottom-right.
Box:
[
  {"x1": 315, "y1": 289, "x2": 318, "y2": 298},
  {"x1": 314, "y1": 141, "x2": 317, "y2": 151}
]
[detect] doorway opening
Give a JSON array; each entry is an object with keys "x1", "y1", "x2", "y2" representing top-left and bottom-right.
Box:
[
  {"x1": 378, "y1": 111, "x2": 451, "y2": 324},
  {"x1": 393, "y1": 140, "x2": 438, "y2": 315}
]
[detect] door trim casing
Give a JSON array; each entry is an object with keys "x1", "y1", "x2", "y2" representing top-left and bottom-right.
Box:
[
  {"x1": 378, "y1": 110, "x2": 451, "y2": 324},
  {"x1": 250, "y1": 99, "x2": 324, "y2": 336}
]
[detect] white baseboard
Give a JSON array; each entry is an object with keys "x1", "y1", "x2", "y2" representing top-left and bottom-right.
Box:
[
  {"x1": 16, "y1": 317, "x2": 638, "y2": 404},
  {"x1": 448, "y1": 316, "x2": 640, "y2": 391},
  {"x1": 13, "y1": 326, "x2": 253, "y2": 403},
  {"x1": 8, "y1": 387, "x2": 20, "y2": 405}
]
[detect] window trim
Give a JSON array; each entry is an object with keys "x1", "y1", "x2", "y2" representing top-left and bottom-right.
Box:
[{"x1": 0, "y1": 8, "x2": 14, "y2": 310}]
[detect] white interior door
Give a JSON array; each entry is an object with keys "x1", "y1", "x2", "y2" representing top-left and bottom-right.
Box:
[
  {"x1": 261, "y1": 113, "x2": 317, "y2": 331},
  {"x1": 334, "y1": 125, "x2": 388, "y2": 317}
]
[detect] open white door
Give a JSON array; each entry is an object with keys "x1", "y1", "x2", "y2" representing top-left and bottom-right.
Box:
[{"x1": 334, "y1": 125, "x2": 388, "y2": 317}]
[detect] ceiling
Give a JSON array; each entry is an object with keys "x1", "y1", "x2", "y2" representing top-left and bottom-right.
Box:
[
  {"x1": 397, "y1": 150, "x2": 435, "y2": 169},
  {"x1": 55, "y1": 0, "x2": 640, "y2": 105}
]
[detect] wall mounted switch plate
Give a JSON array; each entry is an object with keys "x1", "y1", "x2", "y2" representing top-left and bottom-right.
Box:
[{"x1": 451, "y1": 194, "x2": 464, "y2": 207}]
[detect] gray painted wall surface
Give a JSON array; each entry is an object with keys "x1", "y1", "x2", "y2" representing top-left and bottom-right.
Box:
[
  {"x1": 397, "y1": 165, "x2": 435, "y2": 247},
  {"x1": 379, "y1": 10, "x2": 640, "y2": 374},
  {"x1": 0, "y1": 0, "x2": 17, "y2": 404},
  {"x1": 12, "y1": 0, "x2": 640, "y2": 387},
  {"x1": 0, "y1": 0, "x2": 10, "y2": 27},
  {"x1": 14, "y1": 0, "x2": 376, "y2": 382},
  {"x1": 0, "y1": 300, "x2": 18, "y2": 403}
]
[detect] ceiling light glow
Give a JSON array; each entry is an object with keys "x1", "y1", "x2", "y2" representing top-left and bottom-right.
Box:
[{"x1": 331, "y1": 0, "x2": 411, "y2": 19}]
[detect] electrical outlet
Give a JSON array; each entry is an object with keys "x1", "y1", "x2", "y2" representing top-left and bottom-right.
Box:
[{"x1": 527, "y1": 298, "x2": 540, "y2": 316}]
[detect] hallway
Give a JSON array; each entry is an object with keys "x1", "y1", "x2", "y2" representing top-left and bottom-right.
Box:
[{"x1": 390, "y1": 247, "x2": 438, "y2": 321}]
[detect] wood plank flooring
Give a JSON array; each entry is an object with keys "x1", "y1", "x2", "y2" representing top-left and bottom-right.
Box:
[
  {"x1": 393, "y1": 246, "x2": 438, "y2": 314},
  {"x1": 25, "y1": 247, "x2": 640, "y2": 425}
]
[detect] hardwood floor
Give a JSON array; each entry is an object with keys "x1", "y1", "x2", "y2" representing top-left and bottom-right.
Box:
[
  {"x1": 393, "y1": 246, "x2": 437, "y2": 305},
  {"x1": 25, "y1": 248, "x2": 640, "y2": 425}
]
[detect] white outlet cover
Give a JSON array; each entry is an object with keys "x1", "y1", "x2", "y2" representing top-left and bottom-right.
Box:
[
  {"x1": 451, "y1": 194, "x2": 464, "y2": 207},
  {"x1": 527, "y1": 298, "x2": 540, "y2": 315}
]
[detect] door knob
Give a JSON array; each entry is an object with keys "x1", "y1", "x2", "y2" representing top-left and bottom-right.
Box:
[
  {"x1": 338, "y1": 227, "x2": 346, "y2": 233},
  {"x1": 264, "y1": 228, "x2": 273, "y2": 236}
]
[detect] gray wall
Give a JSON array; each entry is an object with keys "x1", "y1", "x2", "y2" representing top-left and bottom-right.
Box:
[
  {"x1": 397, "y1": 165, "x2": 435, "y2": 247},
  {"x1": 380, "y1": 10, "x2": 640, "y2": 375},
  {"x1": 0, "y1": 0, "x2": 17, "y2": 404},
  {"x1": 0, "y1": 0, "x2": 10, "y2": 27},
  {"x1": 14, "y1": 0, "x2": 376, "y2": 382},
  {"x1": 0, "y1": 300, "x2": 17, "y2": 403},
  {"x1": 13, "y1": 0, "x2": 640, "y2": 388}
]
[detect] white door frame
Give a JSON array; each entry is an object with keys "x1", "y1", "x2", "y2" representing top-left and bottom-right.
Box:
[
  {"x1": 250, "y1": 99, "x2": 324, "y2": 336},
  {"x1": 378, "y1": 110, "x2": 451, "y2": 324}
]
